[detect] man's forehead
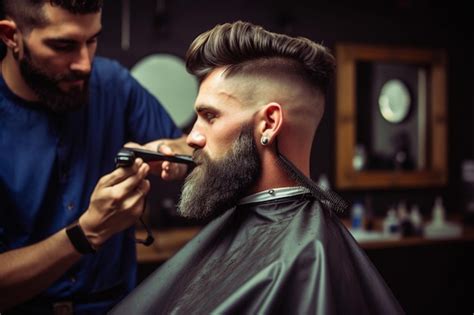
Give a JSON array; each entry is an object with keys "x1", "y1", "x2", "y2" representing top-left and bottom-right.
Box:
[
  {"x1": 195, "y1": 69, "x2": 245, "y2": 110},
  {"x1": 33, "y1": 3, "x2": 101, "y2": 36}
]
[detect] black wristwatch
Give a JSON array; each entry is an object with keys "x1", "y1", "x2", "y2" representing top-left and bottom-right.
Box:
[{"x1": 66, "y1": 221, "x2": 96, "y2": 254}]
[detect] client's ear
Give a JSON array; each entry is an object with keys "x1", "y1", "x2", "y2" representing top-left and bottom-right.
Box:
[{"x1": 256, "y1": 102, "x2": 283, "y2": 146}]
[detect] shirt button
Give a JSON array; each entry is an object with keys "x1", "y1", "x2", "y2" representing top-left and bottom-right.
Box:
[
  {"x1": 66, "y1": 203, "x2": 74, "y2": 211},
  {"x1": 70, "y1": 276, "x2": 76, "y2": 283}
]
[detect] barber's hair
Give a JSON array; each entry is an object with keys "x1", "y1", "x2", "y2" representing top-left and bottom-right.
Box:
[
  {"x1": 185, "y1": 21, "x2": 335, "y2": 94},
  {"x1": 0, "y1": 0, "x2": 102, "y2": 58},
  {"x1": 1, "y1": 0, "x2": 103, "y2": 29}
]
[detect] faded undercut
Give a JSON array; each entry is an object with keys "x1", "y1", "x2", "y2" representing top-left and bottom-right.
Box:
[{"x1": 185, "y1": 21, "x2": 336, "y2": 96}]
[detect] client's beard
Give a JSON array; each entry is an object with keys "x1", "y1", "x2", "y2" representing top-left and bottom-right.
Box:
[
  {"x1": 177, "y1": 125, "x2": 261, "y2": 220},
  {"x1": 19, "y1": 42, "x2": 90, "y2": 113}
]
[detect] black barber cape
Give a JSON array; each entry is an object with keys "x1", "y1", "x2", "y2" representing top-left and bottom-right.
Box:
[{"x1": 111, "y1": 189, "x2": 404, "y2": 314}]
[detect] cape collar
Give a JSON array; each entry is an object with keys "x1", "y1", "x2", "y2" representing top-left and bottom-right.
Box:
[{"x1": 238, "y1": 186, "x2": 310, "y2": 205}]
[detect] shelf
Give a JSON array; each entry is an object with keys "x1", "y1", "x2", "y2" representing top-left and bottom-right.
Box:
[{"x1": 136, "y1": 227, "x2": 200, "y2": 263}]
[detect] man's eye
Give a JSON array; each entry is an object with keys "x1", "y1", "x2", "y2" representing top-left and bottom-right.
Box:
[
  {"x1": 50, "y1": 44, "x2": 75, "y2": 52},
  {"x1": 87, "y1": 38, "x2": 98, "y2": 45},
  {"x1": 204, "y1": 112, "x2": 216, "y2": 122}
]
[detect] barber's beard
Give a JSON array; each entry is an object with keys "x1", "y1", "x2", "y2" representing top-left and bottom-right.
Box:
[
  {"x1": 19, "y1": 43, "x2": 90, "y2": 113},
  {"x1": 178, "y1": 126, "x2": 261, "y2": 220}
]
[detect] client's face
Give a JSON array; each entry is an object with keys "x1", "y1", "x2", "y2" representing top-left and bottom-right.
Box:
[{"x1": 177, "y1": 124, "x2": 261, "y2": 220}]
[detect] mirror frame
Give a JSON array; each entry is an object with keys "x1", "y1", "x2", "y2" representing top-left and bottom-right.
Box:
[{"x1": 335, "y1": 43, "x2": 447, "y2": 189}]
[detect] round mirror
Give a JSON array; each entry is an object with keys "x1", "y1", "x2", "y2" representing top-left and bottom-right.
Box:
[
  {"x1": 131, "y1": 54, "x2": 198, "y2": 128},
  {"x1": 378, "y1": 79, "x2": 411, "y2": 123}
]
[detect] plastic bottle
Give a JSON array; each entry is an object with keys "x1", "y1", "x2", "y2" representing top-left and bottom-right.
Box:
[
  {"x1": 409, "y1": 205, "x2": 423, "y2": 236},
  {"x1": 383, "y1": 207, "x2": 400, "y2": 236},
  {"x1": 398, "y1": 202, "x2": 414, "y2": 236},
  {"x1": 431, "y1": 196, "x2": 445, "y2": 226},
  {"x1": 351, "y1": 202, "x2": 365, "y2": 230},
  {"x1": 425, "y1": 196, "x2": 462, "y2": 239}
]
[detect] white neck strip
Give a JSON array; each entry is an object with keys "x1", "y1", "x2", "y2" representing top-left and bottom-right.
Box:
[{"x1": 238, "y1": 186, "x2": 310, "y2": 205}]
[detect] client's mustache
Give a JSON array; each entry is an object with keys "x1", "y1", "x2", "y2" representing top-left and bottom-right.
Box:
[{"x1": 192, "y1": 149, "x2": 208, "y2": 165}]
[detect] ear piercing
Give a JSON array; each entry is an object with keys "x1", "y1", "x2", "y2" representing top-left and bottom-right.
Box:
[{"x1": 261, "y1": 136, "x2": 269, "y2": 145}]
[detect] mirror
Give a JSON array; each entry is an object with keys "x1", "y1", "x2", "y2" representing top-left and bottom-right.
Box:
[
  {"x1": 335, "y1": 44, "x2": 447, "y2": 189},
  {"x1": 131, "y1": 54, "x2": 198, "y2": 129}
]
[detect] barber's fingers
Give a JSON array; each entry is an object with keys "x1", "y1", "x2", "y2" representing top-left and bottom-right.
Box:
[
  {"x1": 161, "y1": 161, "x2": 188, "y2": 181},
  {"x1": 98, "y1": 159, "x2": 144, "y2": 187},
  {"x1": 145, "y1": 139, "x2": 167, "y2": 176},
  {"x1": 123, "y1": 142, "x2": 141, "y2": 149},
  {"x1": 120, "y1": 179, "x2": 151, "y2": 215},
  {"x1": 108, "y1": 163, "x2": 150, "y2": 199},
  {"x1": 157, "y1": 143, "x2": 173, "y2": 154}
]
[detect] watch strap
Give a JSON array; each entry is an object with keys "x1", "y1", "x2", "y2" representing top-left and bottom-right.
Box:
[{"x1": 66, "y1": 221, "x2": 96, "y2": 254}]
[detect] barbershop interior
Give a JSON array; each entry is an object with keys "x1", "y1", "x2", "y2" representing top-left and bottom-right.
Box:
[{"x1": 95, "y1": 1, "x2": 474, "y2": 314}]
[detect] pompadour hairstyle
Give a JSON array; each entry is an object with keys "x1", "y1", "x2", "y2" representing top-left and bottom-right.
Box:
[{"x1": 185, "y1": 20, "x2": 336, "y2": 94}]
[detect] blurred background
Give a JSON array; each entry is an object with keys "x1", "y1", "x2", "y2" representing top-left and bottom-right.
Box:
[{"x1": 97, "y1": 0, "x2": 473, "y2": 314}]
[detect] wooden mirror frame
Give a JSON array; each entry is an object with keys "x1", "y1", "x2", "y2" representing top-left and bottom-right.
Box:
[{"x1": 335, "y1": 43, "x2": 447, "y2": 189}]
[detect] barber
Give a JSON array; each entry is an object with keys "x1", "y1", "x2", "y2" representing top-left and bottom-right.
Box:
[{"x1": 0, "y1": 0, "x2": 189, "y2": 313}]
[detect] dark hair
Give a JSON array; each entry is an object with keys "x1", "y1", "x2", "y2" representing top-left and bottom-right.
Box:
[
  {"x1": 1, "y1": 0, "x2": 103, "y2": 28},
  {"x1": 0, "y1": 0, "x2": 102, "y2": 58},
  {"x1": 185, "y1": 21, "x2": 335, "y2": 94}
]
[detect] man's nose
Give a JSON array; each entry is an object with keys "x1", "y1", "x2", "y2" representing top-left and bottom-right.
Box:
[
  {"x1": 187, "y1": 130, "x2": 206, "y2": 149},
  {"x1": 70, "y1": 45, "x2": 92, "y2": 74}
]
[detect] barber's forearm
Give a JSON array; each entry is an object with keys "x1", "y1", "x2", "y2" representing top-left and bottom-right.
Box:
[{"x1": 0, "y1": 228, "x2": 81, "y2": 311}]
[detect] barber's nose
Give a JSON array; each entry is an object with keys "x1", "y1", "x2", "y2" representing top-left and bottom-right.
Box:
[
  {"x1": 70, "y1": 46, "x2": 92, "y2": 74},
  {"x1": 187, "y1": 130, "x2": 206, "y2": 149}
]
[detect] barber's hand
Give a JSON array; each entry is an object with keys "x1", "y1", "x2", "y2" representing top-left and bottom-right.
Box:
[
  {"x1": 78, "y1": 158, "x2": 150, "y2": 248},
  {"x1": 126, "y1": 135, "x2": 191, "y2": 181}
]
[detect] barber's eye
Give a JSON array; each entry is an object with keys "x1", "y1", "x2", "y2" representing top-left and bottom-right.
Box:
[
  {"x1": 87, "y1": 38, "x2": 98, "y2": 45},
  {"x1": 50, "y1": 43, "x2": 75, "y2": 52}
]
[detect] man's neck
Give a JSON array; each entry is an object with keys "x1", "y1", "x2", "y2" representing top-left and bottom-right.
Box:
[{"x1": 249, "y1": 151, "x2": 302, "y2": 194}]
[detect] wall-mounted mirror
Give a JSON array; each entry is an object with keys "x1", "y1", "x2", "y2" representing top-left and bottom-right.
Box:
[{"x1": 335, "y1": 44, "x2": 447, "y2": 189}]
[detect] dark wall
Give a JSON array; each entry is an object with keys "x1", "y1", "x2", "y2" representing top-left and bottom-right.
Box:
[{"x1": 97, "y1": 0, "x2": 474, "y2": 217}]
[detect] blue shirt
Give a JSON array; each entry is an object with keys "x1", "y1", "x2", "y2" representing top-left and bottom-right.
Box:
[{"x1": 0, "y1": 57, "x2": 181, "y2": 313}]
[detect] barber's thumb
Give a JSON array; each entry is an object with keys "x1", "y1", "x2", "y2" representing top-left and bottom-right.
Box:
[{"x1": 160, "y1": 144, "x2": 173, "y2": 155}]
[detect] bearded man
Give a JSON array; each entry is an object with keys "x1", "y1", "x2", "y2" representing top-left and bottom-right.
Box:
[
  {"x1": 0, "y1": 1, "x2": 189, "y2": 314},
  {"x1": 113, "y1": 20, "x2": 404, "y2": 314}
]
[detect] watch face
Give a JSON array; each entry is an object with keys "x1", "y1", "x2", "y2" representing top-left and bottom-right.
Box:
[{"x1": 378, "y1": 79, "x2": 411, "y2": 123}]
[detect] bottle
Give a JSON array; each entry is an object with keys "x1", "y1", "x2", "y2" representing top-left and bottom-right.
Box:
[
  {"x1": 383, "y1": 207, "x2": 400, "y2": 236},
  {"x1": 398, "y1": 201, "x2": 414, "y2": 237},
  {"x1": 431, "y1": 196, "x2": 445, "y2": 226},
  {"x1": 409, "y1": 205, "x2": 423, "y2": 236},
  {"x1": 425, "y1": 196, "x2": 462, "y2": 238},
  {"x1": 351, "y1": 202, "x2": 365, "y2": 231},
  {"x1": 364, "y1": 195, "x2": 374, "y2": 231}
]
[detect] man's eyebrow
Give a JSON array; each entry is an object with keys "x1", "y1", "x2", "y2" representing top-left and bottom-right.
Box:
[
  {"x1": 43, "y1": 30, "x2": 102, "y2": 44},
  {"x1": 195, "y1": 104, "x2": 219, "y2": 113}
]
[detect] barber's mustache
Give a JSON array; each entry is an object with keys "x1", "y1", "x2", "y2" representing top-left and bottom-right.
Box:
[{"x1": 56, "y1": 71, "x2": 90, "y2": 82}]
